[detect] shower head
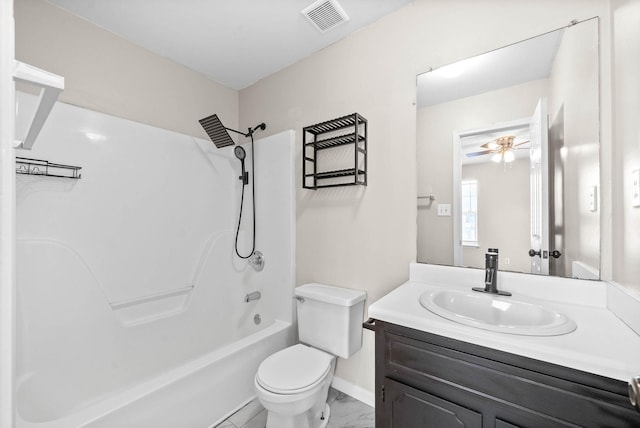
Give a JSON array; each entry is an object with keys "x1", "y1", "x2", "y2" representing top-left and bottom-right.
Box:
[
  {"x1": 234, "y1": 146, "x2": 249, "y2": 185},
  {"x1": 198, "y1": 114, "x2": 235, "y2": 149},
  {"x1": 199, "y1": 115, "x2": 267, "y2": 148},
  {"x1": 234, "y1": 146, "x2": 246, "y2": 160}
]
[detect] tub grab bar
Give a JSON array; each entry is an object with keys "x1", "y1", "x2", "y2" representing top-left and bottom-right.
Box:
[{"x1": 110, "y1": 285, "x2": 194, "y2": 310}]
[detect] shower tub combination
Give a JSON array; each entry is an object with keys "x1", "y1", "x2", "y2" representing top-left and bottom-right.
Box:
[{"x1": 15, "y1": 94, "x2": 295, "y2": 427}]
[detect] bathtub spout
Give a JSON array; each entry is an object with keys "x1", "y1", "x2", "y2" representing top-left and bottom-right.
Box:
[{"x1": 244, "y1": 291, "x2": 261, "y2": 302}]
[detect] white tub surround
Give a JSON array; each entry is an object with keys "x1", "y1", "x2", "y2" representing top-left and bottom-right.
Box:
[
  {"x1": 368, "y1": 263, "x2": 640, "y2": 383},
  {"x1": 15, "y1": 95, "x2": 296, "y2": 427}
]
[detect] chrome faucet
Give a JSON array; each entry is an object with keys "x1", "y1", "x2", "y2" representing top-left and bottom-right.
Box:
[{"x1": 472, "y1": 248, "x2": 511, "y2": 296}]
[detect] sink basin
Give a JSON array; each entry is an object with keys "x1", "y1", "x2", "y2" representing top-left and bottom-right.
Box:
[{"x1": 419, "y1": 289, "x2": 576, "y2": 336}]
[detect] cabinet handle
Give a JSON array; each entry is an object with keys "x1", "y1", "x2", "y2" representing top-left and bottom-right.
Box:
[{"x1": 630, "y1": 376, "x2": 640, "y2": 412}]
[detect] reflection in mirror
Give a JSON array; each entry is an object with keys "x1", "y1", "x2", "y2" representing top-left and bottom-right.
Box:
[{"x1": 416, "y1": 18, "x2": 600, "y2": 279}]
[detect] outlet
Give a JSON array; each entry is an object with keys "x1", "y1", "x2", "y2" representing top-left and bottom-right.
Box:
[
  {"x1": 633, "y1": 169, "x2": 640, "y2": 207},
  {"x1": 437, "y1": 204, "x2": 451, "y2": 216}
]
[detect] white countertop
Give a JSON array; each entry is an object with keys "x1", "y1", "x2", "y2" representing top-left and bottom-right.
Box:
[{"x1": 368, "y1": 263, "x2": 640, "y2": 382}]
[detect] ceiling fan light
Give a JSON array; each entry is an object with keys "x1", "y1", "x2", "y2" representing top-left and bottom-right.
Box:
[
  {"x1": 492, "y1": 153, "x2": 502, "y2": 163},
  {"x1": 504, "y1": 150, "x2": 515, "y2": 162}
]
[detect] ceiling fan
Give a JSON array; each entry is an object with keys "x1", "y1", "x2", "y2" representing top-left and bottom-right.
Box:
[{"x1": 465, "y1": 135, "x2": 530, "y2": 163}]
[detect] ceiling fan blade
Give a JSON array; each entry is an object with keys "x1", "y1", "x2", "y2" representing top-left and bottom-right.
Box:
[
  {"x1": 480, "y1": 142, "x2": 499, "y2": 149},
  {"x1": 466, "y1": 150, "x2": 494, "y2": 157},
  {"x1": 513, "y1": 140, "x2": 530, "y2": 146}
]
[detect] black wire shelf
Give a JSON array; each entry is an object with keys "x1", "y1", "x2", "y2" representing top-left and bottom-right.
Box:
[
  {"x1": 302, "y1": 113, "x2": 367, "y2": 190},
  {"x1": 308, "y1": 168, "x2": 366, "y2": 180},
  {"x1": 16, "y1": 157, "x2": 82, "y2": 179},
  {"x1": 305, "y1": 132, "x2": 366, "y2": 150}
]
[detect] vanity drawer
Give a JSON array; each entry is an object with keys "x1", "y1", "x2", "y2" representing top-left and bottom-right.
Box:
[{"x1": 378, "y1": 322, "x2": 639, "y2": 428}]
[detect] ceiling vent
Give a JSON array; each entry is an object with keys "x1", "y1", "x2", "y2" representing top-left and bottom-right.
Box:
[{"x1": 302, "y1": 0, "x2": 350, "y2": 33}]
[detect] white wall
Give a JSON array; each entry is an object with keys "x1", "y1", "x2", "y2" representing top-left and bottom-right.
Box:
[
  {"x1": 612, "y1": 0, "x2": 640, "y2": 292},
  {"x1": 240, "y1": 0, "x2": 610, "y2": 396}
]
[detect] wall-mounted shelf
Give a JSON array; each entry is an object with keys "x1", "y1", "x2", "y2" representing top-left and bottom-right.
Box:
[
  {"x1": 16, "y1": 157, "x2": 82, "y2": 179},
  {"x1": 303, "y1": 113, "x2": 367, "y2": 189},
  {"x1": 13, "y1": 61, "x2": 64, "y2": 150}
]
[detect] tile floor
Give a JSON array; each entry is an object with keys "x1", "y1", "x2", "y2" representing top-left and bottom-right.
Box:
[{"x1": 214, "y1": 388, "x2": 374, "y2": 428}]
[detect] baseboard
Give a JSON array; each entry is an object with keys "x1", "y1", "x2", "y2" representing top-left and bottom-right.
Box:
[{"x1": 330, "y1": 375, "x2": 375, "y2": 408}]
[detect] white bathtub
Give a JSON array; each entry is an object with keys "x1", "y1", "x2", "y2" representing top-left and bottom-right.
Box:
[{"x1": 17, "y1": 320, "x2": 293, "y2": 428}]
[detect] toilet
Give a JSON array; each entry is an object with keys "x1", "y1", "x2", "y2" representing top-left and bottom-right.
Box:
[{"x1": 254, "y1": 283, "x2": 366, "y2": 428}]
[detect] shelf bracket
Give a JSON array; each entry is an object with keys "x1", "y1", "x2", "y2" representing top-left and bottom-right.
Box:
[{"x1": 13, "y1": 60, "x2": 64, "y2": 150}]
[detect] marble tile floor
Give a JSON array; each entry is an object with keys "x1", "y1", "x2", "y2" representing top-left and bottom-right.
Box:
[{"x1": 214, "y1": 387, "x2": 374, "y2": 428}]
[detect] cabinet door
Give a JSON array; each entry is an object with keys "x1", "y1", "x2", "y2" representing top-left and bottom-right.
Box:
[{"x1": 384, "y1": 378, "x2": 482, "y2": 428}]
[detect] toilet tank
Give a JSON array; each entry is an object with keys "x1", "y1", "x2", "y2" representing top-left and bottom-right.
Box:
[{"x1": 295, "y1": 283, "x2": 367, "y2": 359}]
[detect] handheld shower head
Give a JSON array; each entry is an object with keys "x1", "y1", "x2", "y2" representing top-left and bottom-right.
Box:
[
  {"x1": 234, "y1": 146, "x2": 246, "y2": 160},
  {"x1": 235, "y1": 146, "x2": 248, "y2": 185}
]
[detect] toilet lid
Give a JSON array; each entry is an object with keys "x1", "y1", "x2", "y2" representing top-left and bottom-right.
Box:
[{"x1": 256, "y1": 344, "x2": 333, "y2": 394}]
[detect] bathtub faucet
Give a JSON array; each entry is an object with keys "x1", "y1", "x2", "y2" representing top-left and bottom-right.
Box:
[{"x1": 244, "y1": 291, "x2": 261, "y2": 302}]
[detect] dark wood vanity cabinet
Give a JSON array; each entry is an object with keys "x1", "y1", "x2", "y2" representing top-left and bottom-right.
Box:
[{"x1": 374, "y1": 320, "x2": 640, "y2": 428}]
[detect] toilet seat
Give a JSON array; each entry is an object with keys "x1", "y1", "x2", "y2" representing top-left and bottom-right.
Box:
[{"x1": 256, "y1": 344, "x2": 333, "y2": 395}]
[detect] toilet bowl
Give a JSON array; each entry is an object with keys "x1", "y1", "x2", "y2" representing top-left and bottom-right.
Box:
[
  {"x1": 254, "y1": 283, "x2": 366, "y2": 428},
  {"x1": 255, "y1": 344, "x2": 336, "y2": 428}
]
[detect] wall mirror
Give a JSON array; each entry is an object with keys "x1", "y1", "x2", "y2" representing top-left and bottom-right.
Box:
[{"x1": 416, "y1": 18, "x2": 600, "y2": 279}]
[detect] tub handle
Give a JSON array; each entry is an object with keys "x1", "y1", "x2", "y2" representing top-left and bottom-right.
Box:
[{"x1": 362, "y1": 318, "x2": 376, "y2": 331}]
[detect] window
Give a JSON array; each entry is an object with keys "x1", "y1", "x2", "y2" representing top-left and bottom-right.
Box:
[{"x1": 461, "y1": 180, "x2": 478, "y2": 246}]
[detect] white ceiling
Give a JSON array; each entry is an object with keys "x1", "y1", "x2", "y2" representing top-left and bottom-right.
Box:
[
  {"x1": 417, "y1": 28, "x2": 564, "y2": 108},
  {"x1": 47, "y1": 0, "x2": 413, "y2": 90}
]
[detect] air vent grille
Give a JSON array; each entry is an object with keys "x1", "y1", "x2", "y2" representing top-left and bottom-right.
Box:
[{"x1": 302, "y1": 0, "x2": 350, "y2": 33}]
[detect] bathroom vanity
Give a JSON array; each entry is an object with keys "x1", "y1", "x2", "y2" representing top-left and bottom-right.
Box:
[{"x1": 368, "y1": 264, "x2": 640, "y2": 427}]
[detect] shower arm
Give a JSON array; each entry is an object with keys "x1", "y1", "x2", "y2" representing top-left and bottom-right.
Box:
[{"x1": 224, "y1": 123, "x2": 266, "y2": 139}]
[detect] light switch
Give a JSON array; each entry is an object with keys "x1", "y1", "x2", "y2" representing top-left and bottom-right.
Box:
[
  {"x1": 633, "y1": 169, "x2": 640, "y2": 207},
  {"x1": 589, "y1": 186, "x2": 598, "y2": 212},
  {"x1": 437, "y1": 204, "x2": 451, "y2": 216}
]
